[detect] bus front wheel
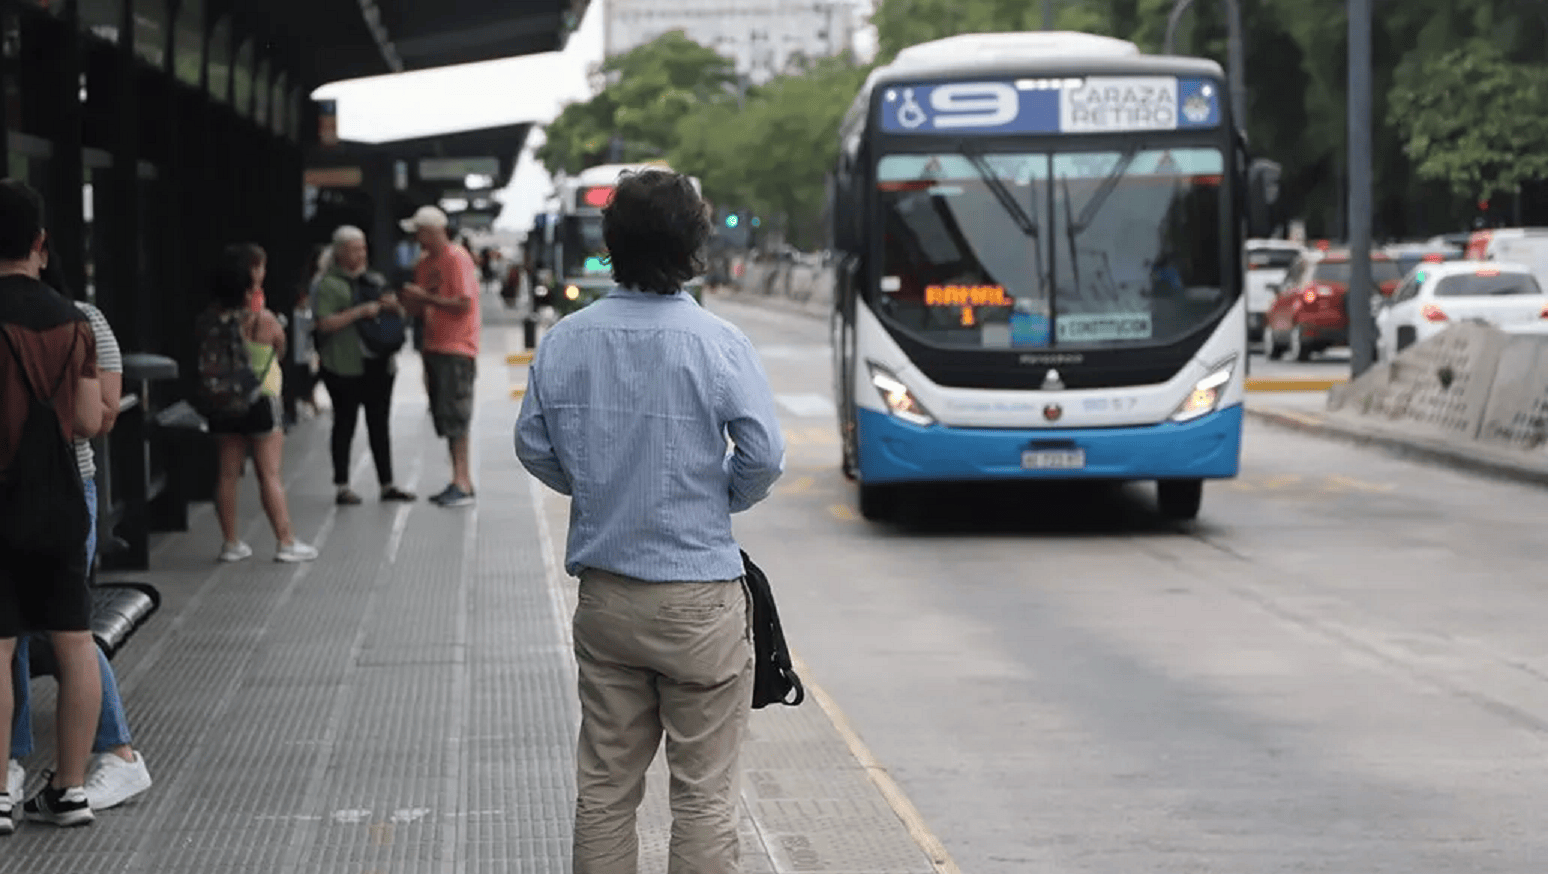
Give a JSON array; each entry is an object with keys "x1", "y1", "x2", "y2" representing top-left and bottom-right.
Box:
[
  {"x1": 1157, "y1": 479, "x2": 1203, "y2": 521},
  {"x1": 857, "y1": 483, "x2": 895, "y2": 521}
]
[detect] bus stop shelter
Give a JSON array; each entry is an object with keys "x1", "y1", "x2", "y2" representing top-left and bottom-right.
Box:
[
  {"x1": 0, "y1": 0, "x2": 585, "y2": 567},
  {"x1": 305, "y1": 122, "x2": 535, "y2": 278}
]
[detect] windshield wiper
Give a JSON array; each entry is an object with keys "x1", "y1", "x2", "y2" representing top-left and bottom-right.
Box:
[
  {"x1": 1068, "y1": 146, "x2": 1139, "y2": 236},
  {"x1": 957, "y1": 143, "x2": 1047, "y2": 309},
  {"x1": 958, "y1": 144, "x2": 1040, "y2": 242},
  {"x1": 1059, "y1": 147, "x2": 1139, "y2": 300}
]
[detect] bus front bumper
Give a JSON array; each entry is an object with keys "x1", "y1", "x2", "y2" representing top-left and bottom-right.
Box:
[{"x1": 856, "y1": 405, "x2": 1243, "y2": 484}]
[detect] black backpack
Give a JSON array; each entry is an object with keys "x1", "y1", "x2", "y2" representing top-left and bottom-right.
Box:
[
  {"x1": 192, "y1": 307, "x2": 260, "y2": 418},
  {"x1": 354, "y1": 273, "x2": 406, "y2": 358},
  {"x1": 0, "y1": 326, "x2": 89, "y2": 555},
  {"x1": 742, "y1": 550, "x2": 805, "y2": 709}
]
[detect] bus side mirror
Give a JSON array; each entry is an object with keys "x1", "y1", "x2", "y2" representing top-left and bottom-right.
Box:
[{"x1": 1248, "y1": 159, "x2": 1281, "y2": 239}]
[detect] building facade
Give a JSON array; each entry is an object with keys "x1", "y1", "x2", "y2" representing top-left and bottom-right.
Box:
[{"x1": 604, "y1": 0, "x2": 855, "y2": 83}]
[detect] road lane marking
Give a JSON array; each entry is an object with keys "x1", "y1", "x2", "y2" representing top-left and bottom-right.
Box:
[
  {"x1": 786, "y1": 427, "x2": 838, "y2": 446},
  {"x1": 505, "y1": 351, "x2": 534, "y2": 366},
  {"x1": 777, "y1": 393, "x2": 836, "y2": 417},
  {"x1": 792, "y1": 653, "x2": 964, "y2": 874},
  {"x1": 1325, "y1": 473, "x2": 1396, "y2": 493},
  {"x1": 777, "y1": 475, "x2": 815, "y2": 495},
  {"x1": 1244, "y1": 377, "x2": 1345, "y2": 391},
  {"x1": 827, "y1": 504, "x2": 855, "y2": 521}
]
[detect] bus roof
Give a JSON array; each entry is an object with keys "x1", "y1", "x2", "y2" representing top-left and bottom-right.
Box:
[
  {"x1": 894, "y1": 32, "x2": 1139, "y2": 67},
  {"x1": 566, "y1": 161, "x2": 674, "y2": 187},
  {"x1": 867, "y1": 30, "x2": 1222, "y2": 89}
]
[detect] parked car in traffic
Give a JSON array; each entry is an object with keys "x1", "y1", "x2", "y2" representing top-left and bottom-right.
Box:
[
  {"x1": 1263, "y1": 248, "x2": 1404, "y2": 361},
  {"x1": 1375, "y1": 261, "x2": 1548, "y2": 360},
  {"x1": 1384, "y1": 240, "x2": 1462, "y2": 281},
  {"x1": 1244, "y1": 238, "x2": 1304, "y2": 337}
]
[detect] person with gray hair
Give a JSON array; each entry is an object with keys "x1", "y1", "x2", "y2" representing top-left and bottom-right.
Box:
[{"x1": 312, "y1": 225, "x2": 415, "y2": 504}]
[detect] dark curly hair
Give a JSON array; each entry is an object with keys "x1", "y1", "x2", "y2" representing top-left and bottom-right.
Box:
[
  {"x1": 211, "y1": 242, "x2": 265, "y2": 309},
  {"x1": 602, "y1": 170, "x2": 710, "y2": 295}
]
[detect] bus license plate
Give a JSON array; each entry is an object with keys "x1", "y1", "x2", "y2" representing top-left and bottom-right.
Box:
[{"x1": 1022, "y1": 449, "x2": 1086, "y2": 470}]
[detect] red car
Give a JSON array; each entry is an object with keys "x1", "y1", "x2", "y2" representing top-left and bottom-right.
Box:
[{"x1": 1263, "y1": 248, "x2": 1403, "y2": 361}]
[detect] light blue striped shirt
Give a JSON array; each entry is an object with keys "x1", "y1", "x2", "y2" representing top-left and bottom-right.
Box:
[{"x1": 515, "y1": 287, "x2": 785, "y2": 582}]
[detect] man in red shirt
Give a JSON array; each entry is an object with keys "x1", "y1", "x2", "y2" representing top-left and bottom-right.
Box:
[{"x1": 399, "y1": 206, "x2": 481, "y2": 507}]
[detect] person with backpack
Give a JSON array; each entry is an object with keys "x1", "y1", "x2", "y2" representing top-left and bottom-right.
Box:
[
  {"x1": 198, "y1": 244, "x2": 317, "y2": 564},
  {"x1": 8, "y1": 240, "x2": 153, "y2": 820},
  {"x1": 0, "y1": 179, "x2": 106, "y2": 830},
  {"x1": 312, "y1": 226, "x2": 414, "y2": 505}
]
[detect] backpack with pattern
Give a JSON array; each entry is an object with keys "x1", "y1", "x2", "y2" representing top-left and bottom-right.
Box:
[{"x1": 192, "y1": 307, "x2": 260, "y2": 418}]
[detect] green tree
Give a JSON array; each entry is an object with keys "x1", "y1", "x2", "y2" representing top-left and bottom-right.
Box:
[
  {"x1": 536, "y1": 32, "x2": 738, "y2": 175},
  {"x1": 672, "y1": 57, "x2": 869, "y2": 248},
  {"x1": 1389, "y1": 42, "x2": 1548, "y2": 201}
]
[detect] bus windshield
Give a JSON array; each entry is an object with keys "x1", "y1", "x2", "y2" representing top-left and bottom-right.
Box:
[
  {"x1": 875, "y1": 147, "x2": 1225, "y2": 349},
  {"x1": 562, "y1": 214, "x2": 610, "y2": 280}
]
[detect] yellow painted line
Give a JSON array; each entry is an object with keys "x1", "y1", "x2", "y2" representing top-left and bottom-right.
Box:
[
  {"x1": 792, "y1": 652, "x2": 964, "y2": 874},
  {"x1": 777, "y1": 474, "x2": 815, "y2": 495},
  {"x1": 505, "y1": 351, "x2": 535, "y2": 366},
  {"x1": 1325, "y1": 474, "x2": 1395, "y2": 493},
  {"x1": 1260, "y1": 473, "x2": 1304, "y2": 489},
  {"x1": 827, "y1": 504, "x2": 855, "y2": 521},
  {"x1": 1245, "y1": 377, "x2": 1345, "y2": 392},
  {"x1": 1263, "y1": 410, "x2": 1325, "y2": 428},
  {"x1": 509, "y1": 386, "x2": 527, "y2": 400}
]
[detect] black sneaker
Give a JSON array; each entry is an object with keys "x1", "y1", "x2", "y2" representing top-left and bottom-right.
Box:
[
  {"x1": 433, "y1": 485, "x2": 475, "y2": 508},
  {"x1": 0, "y1": 799, "x2": 14, "y2": 836},
  {"x1": 335, "y1": 488, "x2": 364, "y2": 506},
  {"x1": 381, "y1": 486, "x2": 417, "y2": 502},
  {"x1": 428, "y1": 483, "x2": 457, "y2": 505},
  {"x1": 25, "y1": 778, "x2": 94, "y2": 827}
]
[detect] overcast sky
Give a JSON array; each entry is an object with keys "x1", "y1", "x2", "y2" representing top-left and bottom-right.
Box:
[{"x1": 312, "y1": 1, "x2": 876, "y2": 235}]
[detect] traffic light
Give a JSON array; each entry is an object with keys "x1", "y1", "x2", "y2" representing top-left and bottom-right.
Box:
[{"x1": 725, "y1": 214, "x2": 740, "y2": 229}]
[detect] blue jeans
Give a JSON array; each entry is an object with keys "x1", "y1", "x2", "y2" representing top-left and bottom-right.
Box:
[{"x1": 9, "y1": 477, "x2": 133, "y2": 759}]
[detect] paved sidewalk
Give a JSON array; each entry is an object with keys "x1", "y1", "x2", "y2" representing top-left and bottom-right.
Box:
[
  {"x1": 4, "y1": 296, "x2": 938, "y2": 874},
  {"x1": 1246, "y1": 391, "x2": 1548, "y2": 487}
]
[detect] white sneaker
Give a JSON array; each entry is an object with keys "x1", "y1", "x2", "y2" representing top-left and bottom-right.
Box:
[
  {"x1": 219, "y1": 541, "x2": 254, "y2": 563},
  {"x1": 275, "y1": 540, "x2": 319, "y2": 563},
  {"x1": 1, "y1": 759, "x2": 22, "y2": 835},
  {"x1": 83, "y1": 752, "x2": 152, "y2": 810}
]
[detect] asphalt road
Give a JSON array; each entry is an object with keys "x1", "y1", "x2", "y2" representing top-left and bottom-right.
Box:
[{"x1": 538, "y1": 296, "x2": 1548, "y2": 873}]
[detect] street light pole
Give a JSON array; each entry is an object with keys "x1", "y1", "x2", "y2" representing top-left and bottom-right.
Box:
[
  {"x1": 1347, "y1": 0, "x2": 1375, "y2": 377},
  {"x1": 1044, "y1": 0, "x2": 1053, "y2": 30},
  {"x1": 1163, "y1": 0, "x2": 1246, "y2": 133}
]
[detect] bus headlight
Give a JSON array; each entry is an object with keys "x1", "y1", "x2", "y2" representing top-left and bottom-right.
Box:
[
  {"x1": 565, "y1": 285, "x2": 581, "y2": 301},
  {"x1": 1171, "y1": 357, "x2": 1237, "y2": 423},
  {"x1": 867, "y1": 360, "x2": 935, "y2": 426}
]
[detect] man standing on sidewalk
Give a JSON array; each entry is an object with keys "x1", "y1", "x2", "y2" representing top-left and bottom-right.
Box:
[
  {"x1": 0, "y1": 179, "x2": 104, "y2": 829},
  {"x1": 515, "y1": 170, "x2": 785, "y2": 874},
  {"x1": 399, "y1": 206, "x2": 480, "y2": 507}
]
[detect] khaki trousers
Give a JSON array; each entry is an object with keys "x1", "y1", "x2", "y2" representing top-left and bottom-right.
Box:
[{"x1": 572, "y1": 569, "x2": 754, "y2": 874}]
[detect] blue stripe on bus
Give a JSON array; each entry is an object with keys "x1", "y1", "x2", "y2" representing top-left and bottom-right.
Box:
[{"x1": 856, "y1": 404, "x2": 1242, "y2": 483}]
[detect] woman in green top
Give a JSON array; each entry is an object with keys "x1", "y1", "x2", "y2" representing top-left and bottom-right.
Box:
[
  {"x1": 205, "y1": 244, "x2": 318, "y2": 564},
  {"x1": 313, "y1": 226, "x2": 414, "y2": 505}
]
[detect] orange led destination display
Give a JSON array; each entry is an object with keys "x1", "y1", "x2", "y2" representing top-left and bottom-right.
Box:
[{"x1": 924, "y1": 284, "x2": 1012, "y2": 307}]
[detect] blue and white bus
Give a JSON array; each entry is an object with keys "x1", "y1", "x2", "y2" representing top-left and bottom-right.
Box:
[{"x1": 829, "y1": 32, "x2": 1279, "y2": 520}]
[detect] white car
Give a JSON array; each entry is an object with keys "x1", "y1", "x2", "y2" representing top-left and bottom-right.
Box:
[
  {"x1": 1244, "y1": 239, "x2": 1304, "y2": 337},
  {"x1": 1375, "y1": 261, "x2": 1548, "y2": 360}
]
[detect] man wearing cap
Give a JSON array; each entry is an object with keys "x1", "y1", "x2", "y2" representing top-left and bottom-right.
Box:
[{"x1": 398, "y1": 206, "x2": 481, "y2": 507}]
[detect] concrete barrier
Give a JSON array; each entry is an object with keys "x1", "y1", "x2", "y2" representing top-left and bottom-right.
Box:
[{"x1": 1328, "y1": 322, "x2": 1548, "y2": 463}]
